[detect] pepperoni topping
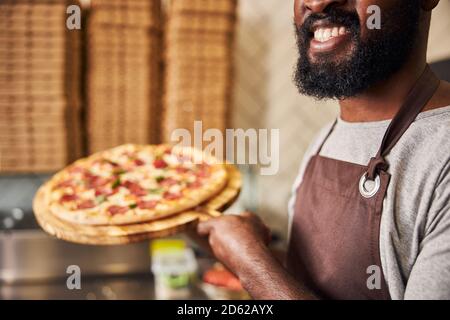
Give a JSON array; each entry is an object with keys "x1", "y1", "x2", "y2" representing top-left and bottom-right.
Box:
[
  {"x1": 195, "y1": 169, "x2": 210, "y2": 178},
  {"x1": 77, "y1": 200, "x2": 96, "y2": 209},
  {"x1": 56, "y1": 180, "x2": 75, "y2": 189},
  {"x1": 107, "y1": 205, "x2": 128, "y2": 216},
  {"x1": 163, "y1": 192, "x2": 182, "y2": 201},
  {"x1": 153, "y1": 159, "x2": 168, "y2": 169},
  {"x1": 95, "y1": 188, "x2": 117, "y2": 197},
  {"x1": 177, "y1": 154, "x2": 192, "y2": 163},
  {"x1": 123, "y1": 181, "x2": 147, "y2": 196},
  {"x1": 60, "y1": 194, "x2": 78, "y2": 202},
  {"x1": 137, "y1": 200, "x2": 158, "y2": 209},
  {"x1": 175, "y1": 167, "x2": 189, "y2": 174},
  {"x1": 87, "y1": 175, "x2": 111, "y2": 188},
  {"x1": 134, "y1": 159, "x2": 145, "y2": 166},
  {"x1": 187, "y1": 180, "x2": 203, "y2": 189},
  {"x1": 159, "y1": 177, "x2": 178, "y2": 187}
]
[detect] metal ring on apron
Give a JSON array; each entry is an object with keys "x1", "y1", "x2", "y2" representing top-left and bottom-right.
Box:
[{"x1": 359, "y1": 172, "x2": 381, "y2": 198}]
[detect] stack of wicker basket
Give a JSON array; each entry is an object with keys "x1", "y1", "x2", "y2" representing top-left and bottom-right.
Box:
[
  {"x1": 162, "y1": 0, "x2": 237, "y2": 143},
  {"x1": 0, "y1": 0, "x2": 82, "y2": 173},
  {"x1": 87, "y1": 0, "x2": 162, "y2": 153}
]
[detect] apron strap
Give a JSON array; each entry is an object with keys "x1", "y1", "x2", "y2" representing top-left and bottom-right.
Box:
[
  {"x1": 367, "y1": 65, "x2": 440, "y2": 180},
  {"x1": 316, "y1": 119, "x2": 337, "y2": 155}
]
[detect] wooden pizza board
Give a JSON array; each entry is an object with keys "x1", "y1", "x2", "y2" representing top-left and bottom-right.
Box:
[{"x1": 33, "y1": 164, "x2": 242, "y2": 246}]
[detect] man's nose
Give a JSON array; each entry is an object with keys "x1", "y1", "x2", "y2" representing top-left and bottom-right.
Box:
[{"x1": 303, "y1": 0, "x2": 347, "y2": 13}]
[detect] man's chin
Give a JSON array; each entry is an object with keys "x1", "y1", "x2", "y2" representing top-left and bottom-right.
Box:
[
  {"x1": 306, "y1": 57, "x2": 352, "y2": 73},
  {"x1": 294, "y1": 54, "x2": 366, "y2": 100},
  {"x1": 307, "y1": 45, "x2": 356, "y2": 67}
]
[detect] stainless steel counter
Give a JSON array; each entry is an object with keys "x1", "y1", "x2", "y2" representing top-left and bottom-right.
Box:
[
  {"x1": 0, "y1": 230, "x2": 211, "y2": 300},
  {"x1": 0, "y1": 230, "x2": 151, "y2": 283},
  {"x1": 2, "y1": 274, "x2": 152, "y2": 300},
  {"x1": 1, "y1": 274, "x2": 208, "y2": 300}
]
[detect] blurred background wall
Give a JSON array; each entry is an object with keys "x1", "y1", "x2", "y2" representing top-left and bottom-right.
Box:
[{"x1": 232, "y1": 0, "x2": 450, "y2": 237}]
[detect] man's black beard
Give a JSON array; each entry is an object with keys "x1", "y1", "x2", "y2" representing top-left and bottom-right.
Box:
[{"x1": 294, "y1": 2, "x2": 421, "y2": 100}]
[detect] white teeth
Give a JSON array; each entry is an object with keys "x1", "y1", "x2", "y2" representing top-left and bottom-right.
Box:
[
  {"x1": 332, "y1": 27, "x2": 339, "y2": 37},
  {"x1": 314, "y1": 30, "x2": 319, "y2": 40},
  {"x1": 318, "y1": 29, "x2": 324, "y2": 40},
  {"x1": 314, "y1": 26, "x2": 348, "y2": 42}
]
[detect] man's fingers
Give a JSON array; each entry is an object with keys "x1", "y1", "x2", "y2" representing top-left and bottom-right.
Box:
[
  {"x1": 197, "y1": 219, "x2": 214, "y2": 236},
  {"x1": 239, "y1": 211, "x2": 271, "y2": 244},
  {"x1": 186, "y1": 228, "x2": 213, "y2": 255},
  {"x1": 241, "y1": 211, "x2": 264, "y2": 226},
  {"x1": 240, "y1": 211, "x2": 255, "y2": 218}
]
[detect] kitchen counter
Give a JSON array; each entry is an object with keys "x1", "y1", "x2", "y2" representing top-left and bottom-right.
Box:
[
  {"x1": 1, "y1": 274, "x2": 208, "y2": 300},
  {"x1": 0, "y1": 230, "x2": 214, "y2": 300}
]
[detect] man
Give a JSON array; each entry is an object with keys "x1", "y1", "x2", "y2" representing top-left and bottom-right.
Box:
[{"x1": 196, "y1": 0, "x2": 450, "y2": 300}]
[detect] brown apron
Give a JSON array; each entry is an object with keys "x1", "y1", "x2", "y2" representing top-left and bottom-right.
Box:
[{"x1": 287, "y1": 66, "x2": 440, "y2": 300}]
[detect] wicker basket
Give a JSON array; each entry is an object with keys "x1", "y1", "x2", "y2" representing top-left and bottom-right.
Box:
[
  {"x1": 0, "y1": 0, "x2": 82, "y2": 173},
  {"x1": 162, "y1": 0, "x2": 237, "y2": 145},
  {"x1": 170, "y1": 0, "x2": 237, "y2": 14},
  {"x1": 86, "y1": 0, "x2": 162, "y2": 153}
]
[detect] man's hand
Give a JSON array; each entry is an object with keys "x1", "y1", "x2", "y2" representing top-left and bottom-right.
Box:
[
  {"x1": 197, "y1": 212, "x2": 271, "y2": 278},
  {"x1": 195, "y1": 212, "x2": 318, "y2": 300}
]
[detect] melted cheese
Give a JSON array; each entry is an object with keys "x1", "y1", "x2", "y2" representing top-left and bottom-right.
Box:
[
  {"x1": 140, "y1": 179, "x2": 158, "y2": 189},
  {"x1": 142, "y1": 194, "x2": 163, "y2": 201},
  {"x1": 121, "y1": 171, "x2": 146, "y2": 182},
  {"x1": 169, "y1": 184, "x2": 182, "y2": 194},
  {"x1": 80, "y1": 189, "x2": 95, "y2": 200},
  {"x1": 107, "y1": 187, "x2": 134, "y2": 206},
  {"x1": 163, "y1": 154, "x2": 180, "y2": 166}
]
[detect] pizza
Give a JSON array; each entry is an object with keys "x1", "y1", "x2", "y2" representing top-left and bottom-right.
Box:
[{"x1": 41, "y1": 144, "x2": 228, "y2": 225}]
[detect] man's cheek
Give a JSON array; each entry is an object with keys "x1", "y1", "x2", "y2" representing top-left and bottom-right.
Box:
[{"x1": 293, "y1": 0, "x2": 303, "y2": 26}]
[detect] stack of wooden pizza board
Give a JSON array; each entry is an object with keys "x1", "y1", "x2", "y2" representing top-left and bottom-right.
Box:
[
  {"x1": 86, "y1": 0, "x2": 162, "y2": 154},
  {"x1": 33, "y1": 163, "x2": 241, "y2": 245},
  {"x1": 0, "y1": 0, "x2": 82, "y2": 173},
  {"x1": 161, "y1": 0, "x2": 237, "y2": 144}
]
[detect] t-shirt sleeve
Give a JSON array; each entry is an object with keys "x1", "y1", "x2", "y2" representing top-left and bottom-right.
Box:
[{"x1": 404, "y1": 160, "x2": 450, "y2": 300}]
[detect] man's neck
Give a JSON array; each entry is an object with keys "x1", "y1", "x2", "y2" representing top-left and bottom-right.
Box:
[{"x1": 339, "y1": 60, "x2": 428, "y2": 123}]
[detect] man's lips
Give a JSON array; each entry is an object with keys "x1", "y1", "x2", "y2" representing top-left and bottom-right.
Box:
[{"x1": 308, "y1": 23, "x2": 352, "y2": 54}]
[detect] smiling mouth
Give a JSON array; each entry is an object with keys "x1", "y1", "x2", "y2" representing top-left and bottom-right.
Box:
[
  {"x1": 313, "y1": 26, "x2": 349, "y2": 42},
  {"x1": 308, "y1": 24, "x2": 352, "y2": 54}
]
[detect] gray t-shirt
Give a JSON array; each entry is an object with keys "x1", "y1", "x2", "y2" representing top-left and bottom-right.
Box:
[{"x1": 288, "y1": 105, "x2": 450, "y2": 300}]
